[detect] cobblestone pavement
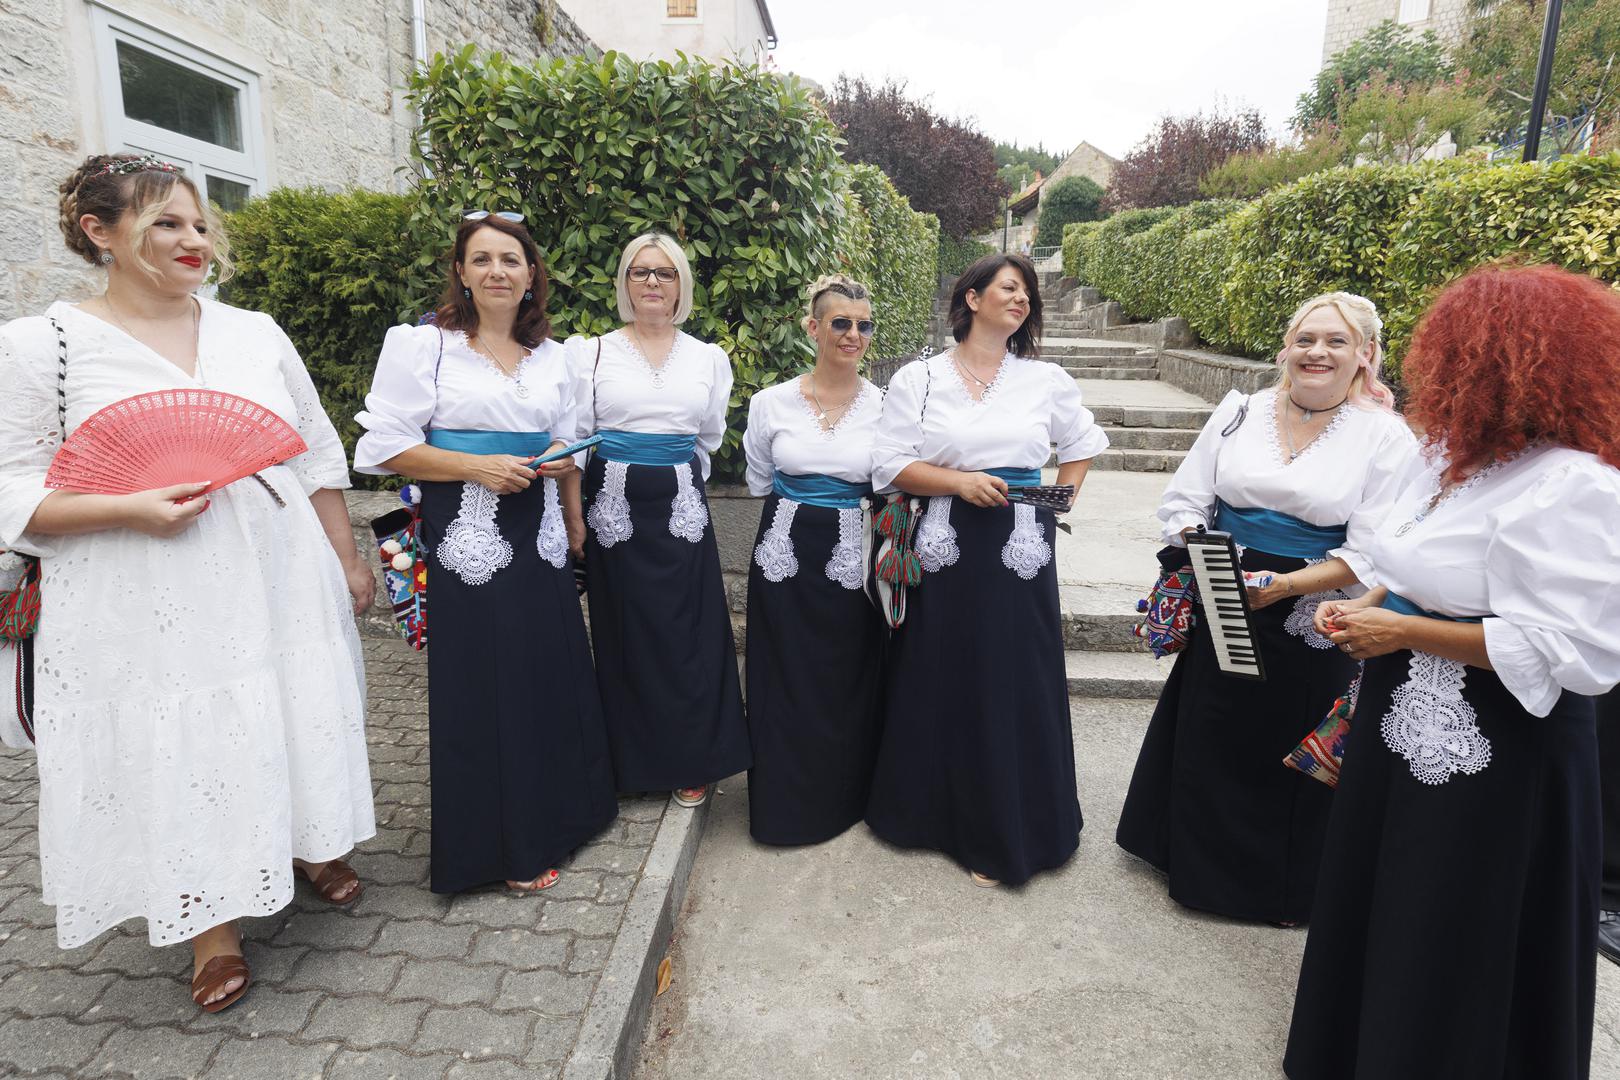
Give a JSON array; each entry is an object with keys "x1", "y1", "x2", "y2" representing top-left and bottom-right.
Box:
[{"x1": 0, "y1": 637, "x2": 666, "y2": 1079}]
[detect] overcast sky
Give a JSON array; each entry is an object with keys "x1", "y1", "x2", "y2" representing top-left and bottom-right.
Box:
[{"x1": 769, "y1": 0, "x2": 1330, "y2": 160}]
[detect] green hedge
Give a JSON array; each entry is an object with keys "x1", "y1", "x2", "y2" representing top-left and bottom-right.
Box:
[
  {"x1": 1061, "y1": 219, "x2": 1102, "y2": 283},
  {"x1": 938, "y1": 233, "x2": 995, "y2": 278},
  {"x1": 1104, "y1": 200, "x2": 1243, "y2": 322},
  {"x1": 842, "y1": 164, "x2": 940, "y2": 362},
  {"x1": 1083, "y1": 207, "x2": 1178, "y2": 313}
]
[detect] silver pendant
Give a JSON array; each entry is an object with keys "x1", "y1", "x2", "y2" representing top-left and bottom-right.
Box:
[
  {"x1": 651, "y1": 372, "x2": 665, "y2": 389},
  {"x1": 514, "y1": 383, "x2": 530, "y2": 399},
  {"x1": 1395, "y1": 521, "x2": 1415, "y2": 537}
]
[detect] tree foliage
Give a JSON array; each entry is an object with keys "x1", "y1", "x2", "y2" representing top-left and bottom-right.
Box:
[
  {"x1": 824, "y1": 75, "x2": 1005, "y2": 238},
  {"x1": 1339, "y1": 73, "x2": 1492, "y2": 165},
  {"x1": 996, "y1": 141, "x2": 1064, "y2": 193},
  {"x1": 1294, "y1": 21, "x2": 1453, "y2": 130},
  {"x1": 1034, "y1": 175, "x2": 1105, "y2": 247},
  {"x1": 1199, "y1": 125, "x2": 1349, "y2": 198},
  {"x1": 1104, "y1": 106, "x2": 1269, "y2": 211}
]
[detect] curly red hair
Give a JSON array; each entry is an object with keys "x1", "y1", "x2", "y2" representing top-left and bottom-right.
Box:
[{"x1": 1405, "y1": 263, "x2": 1620, "y2": 485}]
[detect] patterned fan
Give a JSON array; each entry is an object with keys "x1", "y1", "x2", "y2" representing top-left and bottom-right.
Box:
[{"x1": 45, "y1": 389, "x2": 307, "y2": 496}]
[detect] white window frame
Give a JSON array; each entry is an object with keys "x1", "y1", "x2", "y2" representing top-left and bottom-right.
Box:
[
  {"x1": 1398, "y1": 0, "x2": 1431, "y2": 24},
  {"x1": 88, "y1": 4, "x2": 265, "y2": 207}
]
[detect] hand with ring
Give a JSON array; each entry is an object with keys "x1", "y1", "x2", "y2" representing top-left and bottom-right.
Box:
[{"x1": 1326, "y1": 606, "x2": 1410, "y2": 661}]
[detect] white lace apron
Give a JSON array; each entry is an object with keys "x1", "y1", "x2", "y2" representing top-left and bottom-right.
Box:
[
  {"x1": 587, "y1": 460, "x2": 709, "y2": 547},
  {"x1": 752, "y1": 499, "x2": 866, "y2": 590},
  {"x1": 915, "y1": 496, "x2": 1053, "y2": 580}
]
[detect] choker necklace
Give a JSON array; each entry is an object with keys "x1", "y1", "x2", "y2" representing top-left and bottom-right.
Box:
[{"x1": 1288, "y1": 395, "x2": 1347, "y2": 424}]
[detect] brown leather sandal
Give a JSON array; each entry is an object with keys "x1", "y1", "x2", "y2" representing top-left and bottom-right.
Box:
[
  {"x1": 191, "y1": 953, "x2": 251, "y2": 1013},
  {"x1": 293, "y1": 858, "x2": 363, "y2": 905}
]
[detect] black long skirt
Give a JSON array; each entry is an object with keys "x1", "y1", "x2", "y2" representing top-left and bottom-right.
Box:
[
  {"x1": 1284, "y1": 652, "x2": 1600, "y2": 1080},
  {"x1": 864, "y1": 498, "x2": 1078, "y2": 885},
  {"x1": 420, "y1": 478, "x2": 618, "y2": 894},
  {"x1": 1115, "y1": 548, "x2": 1355, "y2": 923},
  {"x1": 583, "y1": 454, "x2": 749, "y2": 792},
  {"x1": 745, "y1": 494, "x2": 886, "y2": 845},
  {"x1": 1597, "y1": 689, "x2": 1619, "y2": 909}
]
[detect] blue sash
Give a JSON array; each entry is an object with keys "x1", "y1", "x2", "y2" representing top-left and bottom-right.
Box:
[
  {"x1": 426, "y1": 429, "x2": 551, "y2": 456},
  {"x1": 1381, "y1": 591, "x2": 1483, "y2": 624},
  {"x1": 595, "y1": 430, "x2": 698, "y2": 466},
  {"x1": 1214, "y1": 499, "x2": 1348, "y2": 560},
  {"x1": 987, "y1": 467, "x2": 1042, "y2": 487},
  {"x1": 772, "y1": 472, "x2": 871, "y2": 509}
]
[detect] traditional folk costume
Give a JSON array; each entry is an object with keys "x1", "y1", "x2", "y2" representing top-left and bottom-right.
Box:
[
  {"x1": 1115, "y1": 388, "x2": 1415, "y2": 923},
  {"x1": 864, "y1": 352, "x2": 1108, "y2": 884},
  {"x1": 0, "y1": 300, "x2": 374, "y2": 947},
  {"x1": 356, "y1": 325, "x2": 616, "y2": 893},
  {"x1": 741, "y1": 375, "x2": 885, "y2": 845},
  {"x1": 566, "y1": 330, "x2": 748, "y2": 792},
  {"x1": 1285, "y1": 445, "x2": 1620, "y2": 1080}
]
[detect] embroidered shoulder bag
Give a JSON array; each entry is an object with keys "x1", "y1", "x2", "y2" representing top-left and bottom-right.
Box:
[{"x1": 869, "y1": 355, "x2": 934, "y2": 630}]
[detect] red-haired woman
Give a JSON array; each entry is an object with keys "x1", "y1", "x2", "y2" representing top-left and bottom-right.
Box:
[
  {"x1": 355, "y1": 213, "x2": 617, "y2": 895},
  {"x1": 1285, "y1": 264, "x2": 1620, "y2": 1080}
]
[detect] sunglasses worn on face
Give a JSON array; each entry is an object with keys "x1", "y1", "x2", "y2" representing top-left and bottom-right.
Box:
[
  {"x1": 628, "y1": 267, "x2": 679, "y2": 284},
  {"x1": 463, "y1": 210, "x2": 525, "y2": 223},
  {"x1": 828, "y1": 317, "x2": 875, "y2": 337}
]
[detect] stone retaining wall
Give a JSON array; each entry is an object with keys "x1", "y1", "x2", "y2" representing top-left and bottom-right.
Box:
[{"x1": 1158, "y1": 348, "x2": 1277, "y2": 401}]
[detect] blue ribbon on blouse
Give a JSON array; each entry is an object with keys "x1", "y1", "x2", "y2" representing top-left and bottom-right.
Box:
[
  {"x1": 1214, "y1": 499, "x2": 1349, "y2": 560},
  {"x1": 594, "y1": 430, "x2": 699, "y2": 466},
  {"x1": 987, "y1": 467, "x2": 1042, "y2": 487},
  {"x1": 772, "y1": 472, "x2": 872, "y2": 509},
  {"x1": 426, "y1": 429, "x2": 551, "y2": 457},
  {"x1": 1381, "y1": 591, "x2": 1483, "y2": 624}
]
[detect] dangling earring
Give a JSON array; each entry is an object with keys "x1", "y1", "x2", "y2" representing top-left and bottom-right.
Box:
[
  {"x1": 522, "y1": 289, "x2": 533, "y2": 302},
  {"x1": 98, "y1": 250, "x2": 114, "y2": 266},
  {"x1": 462, "y1": 286, "x2": 472, "y2": 300}
]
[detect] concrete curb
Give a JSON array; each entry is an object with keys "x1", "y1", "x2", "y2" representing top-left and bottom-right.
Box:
[{"x1": 563, "y1": 795, "x2": 711, "y2": 1080}]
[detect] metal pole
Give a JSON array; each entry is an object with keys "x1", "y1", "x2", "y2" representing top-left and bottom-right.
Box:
[
  {"x1": 1522, "y1": 0, "x2": 1564, "y2": 162},
  {"x1": 1002, "y1": 197, "x2": 1010, "y2": 253}
]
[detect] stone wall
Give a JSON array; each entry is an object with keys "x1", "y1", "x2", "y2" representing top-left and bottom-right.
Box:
[
  {"x1": 1158, "y1": 348, "x2": 1277, "y2": 401},
  {"x1": 1321, "y1": 0, "x2": 1473, "y2": 62},
  {"x1": 0, "y1": 0, "x2": 595, "y2": 322},
  {"x1": 1040, "y1": 141, "x2": 1117, "y2": 203}
]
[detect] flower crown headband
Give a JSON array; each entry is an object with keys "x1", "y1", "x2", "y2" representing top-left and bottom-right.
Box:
[{"x1": 95, "y1": 154, "x2": 181, "y2": 179}]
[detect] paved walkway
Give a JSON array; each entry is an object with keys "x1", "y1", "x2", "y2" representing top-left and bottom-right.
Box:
[{"x1": 0, "y1": 638, "x2": 674, "y2": 1080}]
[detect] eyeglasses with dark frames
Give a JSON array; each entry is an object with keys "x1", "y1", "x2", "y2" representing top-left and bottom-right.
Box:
[
  {"x1": 628, "y1": 267, "x2": 679, "y2": 284},
  {"x1": 827, "y1": 316, "x2": 876, "y2": 337},
  {"x1": 462, "y1": 210, "x2": 525, "y2": 223}
]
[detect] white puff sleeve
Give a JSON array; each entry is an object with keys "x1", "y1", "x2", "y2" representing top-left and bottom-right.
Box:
[
  {"x1": 1049, "y1": 363, "x2": 1109, "y2": 463},
  {"x1": 870, "y1": 359, "x2": 930, "y2": 494},
  {"x1": 0, "y1": 318, "x2": 62, "y2": 556},
  {"x1": 1157, "y1": 390, "x2": 1246, "y2": 545},
  {"x1": 353, "y1": 325, "x2": 442, "y2": 476},
  {"x1": 1329, "y1": 414, "x2": 1418, "y2": 588},
  {"x1": 1481, "y1": 458, "x2": 1620, "y2": 716},
  {"x1": 267, "y1": 316, "x2": 352, "y2": 494},
  {"x1": 741, "y1": 388, "x2": 775, "y2": 498},
  {"x1": 696, "y1": 341, "x2": 733, "y2": 480}
]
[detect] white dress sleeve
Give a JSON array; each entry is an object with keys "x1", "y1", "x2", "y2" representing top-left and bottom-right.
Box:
[
  {"x1": 870, "y1": 360, "x2": 930, "y2": 494},
  {"x1": 0, "y1": 319, "x2": 62, "y2": 556},
  {"x1": 1480, "y1": 459, "x2": 1620, "y2": 716},
  {"x1": 696, "y1": 341, "x2": 732, "y2": 480},
  {"x1": 742, "y1": 389, "x2": 774, "y2": 497},
  {"x1": 1329, "y1": 415, "x2": 1418, "y2": 587},
  {"x1": 267, "y1": 316, "x2": 352, "y2": 494},
  {"x1": 1049, "y1": 363, "x2": 1110, "y2": 463},
  {"x1": 353, "y1": 325, "x2": 441, "y2": 476},
  {"x1": 1157, "y1": 389, "x2": 1246, "y2": 545}
]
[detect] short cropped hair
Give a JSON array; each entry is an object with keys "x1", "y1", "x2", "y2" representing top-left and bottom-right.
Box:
[{"x1": 616, "y1": 232, "x2": 695, "y2": 325}]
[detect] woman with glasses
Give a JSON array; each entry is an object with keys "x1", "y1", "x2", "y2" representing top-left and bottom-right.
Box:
[
  {"x1": 355, "y1": 212, "x2": 617, "y2": 895},
  {"x1": 563, "y1": 232, "x2": 748, "y2": 808},
  {"x1": 741, "y1": 274, "x2": 886, "y2": 845},
  {"x1": 865, "y1": 254, "x2": 1107, "y2": 887}
]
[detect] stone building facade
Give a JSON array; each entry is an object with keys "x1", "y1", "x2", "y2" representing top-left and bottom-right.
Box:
[
  {"x1": 559, "y1": 0, "x2": 776, "y2": 63},
  {"x1": 1321, "y1": 0, "x2": 1474, "y2": 61},
  {"x1": 1039, "y1": 141, "x2": 1118, "y2": 206},
  {"x1": 0, "y1": 0, "x2": 596, "y2": 320}
]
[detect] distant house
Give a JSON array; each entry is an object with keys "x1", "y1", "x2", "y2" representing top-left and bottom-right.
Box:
[
  {"x1": 558, "y1": 0, "x2": 778, "y2": 63},
  {"x1": 988, "y1": 141, "x2": 1119, "y2": 254},
  {"x1": 1322, "y1": 0, "x2": 1473, "y2": 61}
]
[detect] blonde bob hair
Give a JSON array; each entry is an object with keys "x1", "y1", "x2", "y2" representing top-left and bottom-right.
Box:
[
  {"x1": 615, "y1": 232, "x2": 695, "y2": 324},
  {"x1": 1275, "y1": 291, "x2": 1395, "y2": 411}
]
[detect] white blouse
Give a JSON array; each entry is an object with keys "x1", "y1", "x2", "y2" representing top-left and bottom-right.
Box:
[
  {"x1": 353, "y1": 325, "x2": 575, "y2": 474},
  {"x1": 564, "y1": 329, "x2": 732, "y2": 480},
  {"x1": 1157, "y1": 388, "x2": 1418, "y2": 585},
  {"x1": 870, "y1": 350, "x2": 1109, "y2": 492},
  {"x1": 742, "y1": 375, "x2": 882, "y2": 496},
  {"x1": 1367, "y1": 444, "x2": 1620, "y2": 717}
]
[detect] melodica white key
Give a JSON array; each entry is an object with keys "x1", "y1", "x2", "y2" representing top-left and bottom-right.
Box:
[{"x1": 1185, "y1": 528, "x2": 1265, "y2": 680}]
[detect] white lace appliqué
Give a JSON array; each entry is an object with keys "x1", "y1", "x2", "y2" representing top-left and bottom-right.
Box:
[
  {"x1": 1284, "y1": 560, "x2": 1346, "y2": 649},
  {"x1": 754, "y1": 498, "x2": 800, "y2": 582},
  {"x1": 915, "y1": 496, "x2": 960, "y2": 573},
  {"x1": 668, "y1": 462, "x2": 708, "y2": 543},
  {"x1": 436, "y1": 482, "x2": 512, "y2": 586},
  {"x1": 588, "y1": 460, "x2": 634, "y2": 548},
  {"x1": 536, "y1": 478, "x2": 568, "y2": 569},
  {"x1": 1380, "y1": 650, "x2": 1492, "y2": 785},
  {"x1": 1265, "y1": 390, "x2": 1352, "y2": 468},
  {"x1": 1000, "y1": 502, "x2": 1052, "y2": 580},
  {"x1": 825, "y1": 507, "x2": 865, "y2": 590}
]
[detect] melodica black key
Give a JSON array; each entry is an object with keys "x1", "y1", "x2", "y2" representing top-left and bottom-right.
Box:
[{"x1": 1185, "y1": 527, "x2": 1265, "y2": 680}]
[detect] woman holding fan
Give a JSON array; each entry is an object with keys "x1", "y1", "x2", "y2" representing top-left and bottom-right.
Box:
[
  {"x1": 355, "y1": 212, "x2": 617, "y2": 896},
  {"x1": 0, "y1": 154, "x2": 375, "y2": 1012}
]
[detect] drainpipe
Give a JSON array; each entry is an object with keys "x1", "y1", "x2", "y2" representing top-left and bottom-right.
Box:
[{"x1": 410, "y1": 0, "x2": 432, "y2": 176}]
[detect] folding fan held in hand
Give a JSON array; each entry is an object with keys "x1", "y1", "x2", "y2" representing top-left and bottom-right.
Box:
[{"x1": 44, "y1": 390, "x2": 307, "y2": 498}]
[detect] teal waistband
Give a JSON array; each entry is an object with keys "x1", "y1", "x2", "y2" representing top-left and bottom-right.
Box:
[
  {"x1": 772, "y1": 472, "x2": 872, "y2": 509},
  {"x1": 988, "y1": 467, "x2": 1042, "y2": 487},
  {"x1": 427, "y1": 429, "x2": 551, "y2": 456},
  {"x1": 1381, "y1": 592, "x2": 1484, "y2": 624},
  {"x1": 595, "y1": 430, "x2": 698, "y2": 466},
  {"x1": 1214, "y1": 499, "x2": 1348, "y2": 560}
]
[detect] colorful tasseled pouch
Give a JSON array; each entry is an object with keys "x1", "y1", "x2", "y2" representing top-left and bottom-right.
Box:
[
  {"x1": 872, "y1": 494, "x2": 923, "y2": 629},
  {"x1": 1284, "y1": 672, "x2": 1360, "y2": 788}
]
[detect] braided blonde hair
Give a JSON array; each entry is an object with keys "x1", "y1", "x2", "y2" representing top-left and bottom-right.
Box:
[
  {"x1": 801, "y1": 273, "x2": 871, "y2": 331},
  {"x1": 58, "y1": 153, "x2": 234, "y2": 282}
]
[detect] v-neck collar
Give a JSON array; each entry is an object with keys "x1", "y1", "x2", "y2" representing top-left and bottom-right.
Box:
[{"x1": 57, "y1": 298, "x2": 206, "y2": 383}]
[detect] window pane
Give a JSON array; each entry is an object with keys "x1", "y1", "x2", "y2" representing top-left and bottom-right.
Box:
[
  {"x1": 117, "y1": 41, "x2": 242, "y2": 151},
  {"x1": 1398, "y1": 0, "x2": 1430, "y2": 22},
  {"x1": 667, "y1": 0, "x2": 697, "y2": 16},
  {"x1": 206, "y1": 176, "x2": 250, "y2": 213}
]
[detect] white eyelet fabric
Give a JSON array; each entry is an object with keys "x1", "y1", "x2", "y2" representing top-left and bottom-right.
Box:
[
  {"x1": 668, "y1": 462, "x2": 708, "y2": 543},
  {"x1": 588, "y1": 461, "x2": 634, "y2": 548},
  {"x1": 825, "y1": 507, "x2": 865, "y2": 590},
  {"x1": 536, "y1": 478, "x2": 568, "y2": 570},
  {"x1": 436, "y1": 481, "x2": 512, "y2": 586},
  {"x1": 1000, "y1": 503, "x2": 1052, "y2": 581},
  {"x1": 1381, "y1": 651, "x2": 1492, "y2": 785},
  {"x1": 915, "y1": 496, "x2": 960, "y2": 573},
  {"x1": 753, "y1": 498, "x2": 800, "y2": 582}
]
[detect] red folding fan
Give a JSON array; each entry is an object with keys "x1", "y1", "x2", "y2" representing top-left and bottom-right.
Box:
[{"x1": 45, "y1": 389, "x2": 307, "y2": 496}]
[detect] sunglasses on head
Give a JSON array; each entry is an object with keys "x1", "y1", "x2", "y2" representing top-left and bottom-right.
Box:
[
  {"x1": 827, "y1": 317, "x2": 876, "y2": 337},
  {"x1": 628, "y1": 266, "x2": 679, "y2": 284},
  {"x1": 462, "y1": 210, "x2": 525, "y2": 223}
]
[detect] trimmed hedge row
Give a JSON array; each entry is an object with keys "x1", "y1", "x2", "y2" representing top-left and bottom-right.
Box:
[
  {"x1": 1063, "y1": 155, "x2": 1620, "y2": 367},
  {"x1": 841, "y1": 164, "x2": 941, "y2": 364}
]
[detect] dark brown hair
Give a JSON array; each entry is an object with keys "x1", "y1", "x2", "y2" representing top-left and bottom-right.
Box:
[
  {"x1": 949, "y1": 253, "x2": 1042, "y2": 357},
  {"x1": 434, "y1": 217, "x2": 551, "y2": 347},
  {"x1": 57, "y1": 153, "x2": 233, "y2": 280}
]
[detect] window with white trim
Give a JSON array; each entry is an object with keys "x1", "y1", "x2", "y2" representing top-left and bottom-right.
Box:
[
  {"x1": 90, "y1": 5, "x2": 264, "y2": 213},
  {"x1": 667, "y1": 0, "x2": 699, "y2": 17},
  {"x1": 1398, "y1": 0, "x2": 1431, "y2": 23}
]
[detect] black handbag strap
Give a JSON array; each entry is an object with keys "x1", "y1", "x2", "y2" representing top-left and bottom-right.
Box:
[{"x1": 47, "y1": 317, "x2": 67, "y2": 439}]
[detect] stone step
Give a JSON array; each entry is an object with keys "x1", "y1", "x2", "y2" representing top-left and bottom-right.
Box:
[
  {"x1": 1069, "y1": 367, "x2": 1160, "y2": 381},
  {"x1": 1042, "y1": 339, "x2": 1147, "y2": 358},
  {"x1": 1065, "y1": 649, "x2": 1170, "y2": 698},
  {"x1": 1054, "y1": 353, "x2": 1159, "y2": 370},
  {"x1": 1099, "y1": 426, "x2": 1200, "y2": 451},
  {"x1": 1091, "y1": 447, "x2": 1187, "y2": 472},
  {"x1": 1088, "y1": 405, "x2": 1214, "y2": 430}
]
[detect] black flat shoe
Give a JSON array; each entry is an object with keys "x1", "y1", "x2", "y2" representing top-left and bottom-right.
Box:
[{"x1": 1599, "y1": 909, "x2": 1620, "y2": 967}]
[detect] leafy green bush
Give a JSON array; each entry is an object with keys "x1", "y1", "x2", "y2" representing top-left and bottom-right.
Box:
[
  {"x1": 1198, "y1": 129, "x2": 1348, "y2": 198},
  {"x1": 938, "y1": 233, "x2": 995, "y2": 277},
  {"x1": 1105, "y1": 200, "x2": 1243, "y2": 322},
  {"x1": 219, "y1": 188, "x2": 414, "y2": 484},
  {"x1": 1034, "y1": 175, "x2": 1105, "y2": 248},
  {"x1": 1061, "y1": 219, "x2": 1103, "y2": 283},
  {"x1": 1084, "y1": 207, "x2": 1178, "y2": 310},
  {"x1": 1173, "y1": 214, "x2": 1246, "y2": 350},
  {"x1": 842, "y1": 164, "x2": 940, "y2": 362}
]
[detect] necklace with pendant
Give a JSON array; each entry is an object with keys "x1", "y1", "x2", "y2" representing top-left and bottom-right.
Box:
[
  {"x1": 1393, "y1": 455, "x2": 1519, "y2": 537},
  {"x1": 474, "y1": 335, "x2": 530, "y2": 398},
  {"x1": 627, "y1": 326, "x2": 676, "y2": 388},
  {"x1": 806, "y1": 373, "x2": 857, "y2": 433},
  {"x1": 1282, "y1": 395, "x2": 1344, "y2": 461}
]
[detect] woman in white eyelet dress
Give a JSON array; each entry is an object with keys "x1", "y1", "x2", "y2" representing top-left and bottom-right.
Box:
[{"x1": 1284, "y1": 265, "x2": 1620, "y2": 1080}]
